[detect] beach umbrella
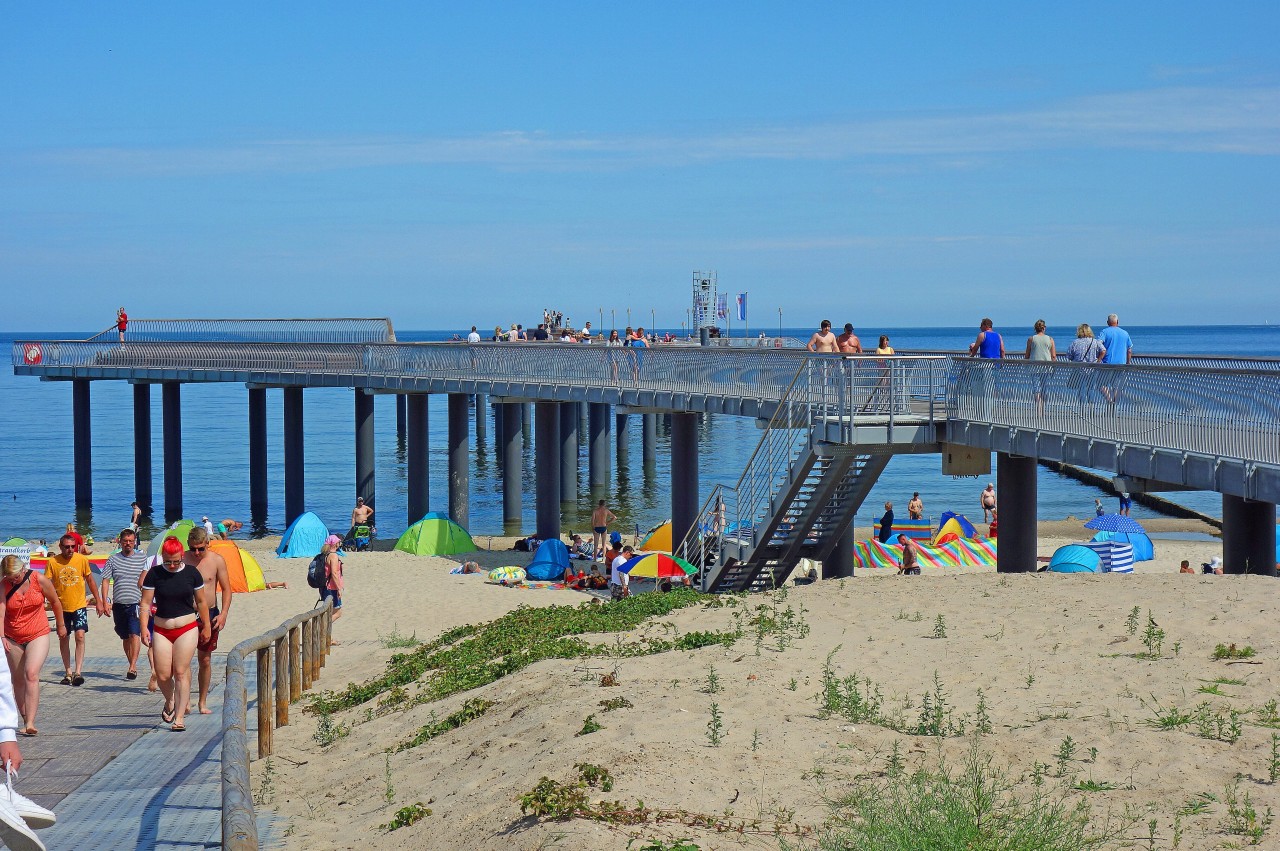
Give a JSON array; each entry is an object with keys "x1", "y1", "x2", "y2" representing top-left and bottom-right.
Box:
[
  {"x1": 616, "y1": 553, "x2": 697, "y2": 578},
  {"x1": 1084, "y1": 514, "x2": 1147, "y2": 534}
]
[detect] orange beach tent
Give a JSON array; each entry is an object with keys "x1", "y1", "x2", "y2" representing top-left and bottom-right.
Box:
[{"x1": 208, "y1": 539, "x2": 267, "y2": 593}]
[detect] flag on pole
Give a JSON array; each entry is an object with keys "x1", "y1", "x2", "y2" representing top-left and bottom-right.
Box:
[
  {"x1": 716, "y1": 293, "x2": 728, "y2": 320},
  {"x1": 736, "y1": 292, "x2": 747, "y2": 321}
]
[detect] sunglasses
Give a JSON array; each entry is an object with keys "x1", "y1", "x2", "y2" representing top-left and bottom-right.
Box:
[
  {"x1": 59, "y1": 544, "x2": 74, "y2": 550},
  {"x1": 190, "y1": 545, "x2": 207, "y2": 552},
  {"x1": 163, "y1": 559, "x2": 183, "y2": 566}
]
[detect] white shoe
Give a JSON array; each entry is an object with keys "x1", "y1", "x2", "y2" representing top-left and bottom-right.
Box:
[
  {"x1": 0, "y1": 796, "x2": 44, "y2": 851},
  {"x1": 2, "y1": 765, "x2": 54, "y2": 829}
]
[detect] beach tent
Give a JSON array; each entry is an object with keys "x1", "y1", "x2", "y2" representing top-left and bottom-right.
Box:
[
  {"x1": 147, "y1": 519, "x2": 196, "y2": 558},
  {"x1": 1090, "y1": 530, "x2": 1154, "y2": 562},
  {"x1": 638, "y1": 521, "x2": 672, "y2": 552},
  {"x1": 525, "y1": 539, "x2": 570, "y2": 581},
  {"x1": 1082, "y1": 540, "x2": 1135, "y2": 574},
  {"x1": 276, "y1": 512, "x2": 329, "y2": 559},
  {"x1": 932, "y1": 511, "x2": 978, "y2": 545},
  {"x1": 207, "y1": 539, "x2": 266, "y2": 592},
  {"x1": 394, "y1": 512, "x2": 476, "y2": 556},
  {"x1": 1047, "y1": 544, "x2": 1101, "y2": 573}
]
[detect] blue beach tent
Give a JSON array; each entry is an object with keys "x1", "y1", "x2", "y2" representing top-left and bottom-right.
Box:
[
  {"x1": 525, "y1": 539, "x2": 570, "y2": 581},
  {"x1": 276, "y1": 512, "x2": 330, "y2": 559},
  {"x1": 1090, "y1": 530, "x2": 1154, "y2": 562},
  {"x1": 1047, "y1": 544, "x2": 1102, "y2": 574}
]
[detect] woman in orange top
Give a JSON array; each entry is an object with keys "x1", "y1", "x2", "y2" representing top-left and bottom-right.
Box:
[{"x1": 2, "y1": 555, "x2": 66, "y2": 735}]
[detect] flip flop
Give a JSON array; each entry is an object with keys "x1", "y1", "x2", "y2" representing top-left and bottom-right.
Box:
[
  {"x1": 125, "y1": 671, "x2": 138, "y2": 680},
  {"x1": 161, "y1": 706, "x2": 176, "y2": 725},
  {"x1": 170, "y1": 723, "x2": 186, "y2": 733}
]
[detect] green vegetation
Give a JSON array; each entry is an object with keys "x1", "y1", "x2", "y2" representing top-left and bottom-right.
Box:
[
  {"x1": 706, "y1": 703, "x2": 724, "y2": 746},
  {"x1": 577, "y1": 714, "x2": 603, "y2": 737},
  {"x1": 1214, "y1": 643, "x2": 1257, "y2": 660},
  {"x1": 396, "y1": 697, "x2": 493, "y2": 752},
  {"x1": 377, "y1": 623, "x2": 421, "y2": 649},
  {"x1": 1125, "y1": 606, "x2": 1141, "y2": 636},
  {"x1": 380, "y1": 803, "x2": 431, "y2": 831},
  {"x1": 599, "y1": 696, "x2": 633, "y2": 712},
  {"x1": 1137, "y1": 612, "x2": 1165, "y2": 659},
  {"x1": 932, "y1": 614, "x2": 948, "y2": 639}
]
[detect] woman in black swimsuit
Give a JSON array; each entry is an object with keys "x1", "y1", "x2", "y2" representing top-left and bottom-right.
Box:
[{"x1": 140, "y1": 538, "x2": 210, "y2": 732}]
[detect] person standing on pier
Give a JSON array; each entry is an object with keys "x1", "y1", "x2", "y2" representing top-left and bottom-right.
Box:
[
  {"x1": 100, "y1": 529, "x2": 148, "y2": 681},
  {"x1": 591, "y1": 500, "x2": 617, "y2": 562},
  {"x1": 116, "y1": 307, "x2": 128, "y2": 343},
  {"x1": 807, "y1": 320, "x2": 838, "y2": 353},
  {"x1": 836, "y1": 323, "x2": 862, "y2": 353},
  {"x1": 48, "y1": 534, "x2": 105, "y2": 687},
  {"x1": 185, "y1": 527, "x2": 231, "y2": 716}
]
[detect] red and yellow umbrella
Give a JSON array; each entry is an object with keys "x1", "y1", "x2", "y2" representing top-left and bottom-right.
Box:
[{"x1": 617, "y1": 553, "x2": 698, "y2": 579}]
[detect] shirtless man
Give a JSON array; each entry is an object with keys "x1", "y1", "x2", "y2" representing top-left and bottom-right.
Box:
[
  {"x1": 129, "y1": 501, "x2": 142, "y2": 532},
  {"x1": 185, "y1": 527, "x2": 231, "y2": 715},
  {"x1": 591, "y1": 500, "x2": 617, "y2": 562},
  {"x1": 980, "y1": 483, "x2": 997, "y2": 524},
  {"x1": 907, "y1": 492, "x2": 924, "y2": 520},
  {"x1": 347, "y1": 496, "x2": 374, "y2": 544},
  {"x1": 836, "y1": 323, "x2": 862, "y2": 353},
  {"x1": 807, "y1": 320, "x2": 838, "y2": 353}
]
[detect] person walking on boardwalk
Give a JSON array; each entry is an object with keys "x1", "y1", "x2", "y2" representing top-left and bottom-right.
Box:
[
  {"x1": 807, "y1": 320, "x2": 838, "y2": 353},
  {"x1": 1024, "y1": 319, "x2": 1057, "y2": 415},
  {"x1": 2, "y1": 554, "x2": 66, "y2": 736},
  {"x1": 100, "y1": 528, "x2": 148, "y2": 681},
  {"x1": 185, "y1": 527, "x2": 231, "y2": 715},
  {"x1": 968, "y1": 318, "x2": 1004, "y2": 417},
  {"x1": 48, "y1": 534, "x2": 105, "y2": 687},
  {"x1": 1065, "y1": 323, "x2": 1106, "y2": 404},
  {"x1": 836, "y1": 323, "x2": 862, "y2": 353},
  {"x1": 1096, "y1": 313, "x2": 1133, "y2": 404},
  {"x1": 591, "y1": 500, "x2": 617, "y2": 563},
  {"x1": 908, "y1": 492, "x2": 924, "y2": 521},
  {"x1": 141, "y1": 537, "x2": 210, "y2": 732},
  {"x1": 980, "y1": 483, "x2": 997, "y2": 524}
]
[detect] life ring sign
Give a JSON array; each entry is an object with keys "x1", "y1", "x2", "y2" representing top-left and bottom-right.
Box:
[{"x1": 22, "y1": 343, "x2": 42, "y2": 365}]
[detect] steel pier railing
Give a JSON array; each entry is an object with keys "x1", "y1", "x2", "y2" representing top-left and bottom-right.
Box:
[{"x1": 85, "y1": 317, "x2": 396, "y2": 344}]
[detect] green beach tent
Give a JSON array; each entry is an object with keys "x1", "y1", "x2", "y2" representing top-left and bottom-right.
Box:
[
  {"x1": 3, "y1": 537, "x2": 28, "y2": 547},
  {"x1": 394, "y1": 513, "x2": 476, "y2": 556},
  {"x1": 147, "y1": 519, "x2": 196, "y2": 558}
]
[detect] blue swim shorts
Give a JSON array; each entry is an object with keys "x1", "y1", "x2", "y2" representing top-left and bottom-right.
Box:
[{"x1": 64, "y1": 608, "x2": 89, "y2": 634}]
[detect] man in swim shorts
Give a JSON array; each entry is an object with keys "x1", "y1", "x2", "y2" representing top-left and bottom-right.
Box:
[
  {"x1": 100, "y1": 528, "x2": 149, "y2": 680},
  {"x1": 185, "y1": 527, "x2": 231, "y2": 715},
  {"x1": 590, "y1": 500, "x2": 617, "y2": 562},
  {"x1": 48, "y1": 534, "x2": 106, "y2": 687},
  {"x1": 836, "y1": 323, "x2": 862, "y2": 353},
  {"x1": 807, "y1": 320, "x2": 838, "y2": 353}
]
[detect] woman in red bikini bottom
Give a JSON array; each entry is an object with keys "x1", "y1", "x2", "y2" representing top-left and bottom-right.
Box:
[{"x1": 140, "y1": 538, "x2": 210, "y2": 732}]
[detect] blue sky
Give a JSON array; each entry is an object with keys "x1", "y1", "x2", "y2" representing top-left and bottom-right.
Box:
[{"x1": 2, "y1": 2, "x2": 1277, "y2": 331}]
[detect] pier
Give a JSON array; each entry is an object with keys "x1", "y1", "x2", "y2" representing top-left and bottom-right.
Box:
[{"x1": 13, "y1": 319, "x2": 1280, "y2": 584}]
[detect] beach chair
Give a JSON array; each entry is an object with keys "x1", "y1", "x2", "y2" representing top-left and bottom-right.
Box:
[{"x1": 353, "y1": 525, "x2": 371, "y2": 551}]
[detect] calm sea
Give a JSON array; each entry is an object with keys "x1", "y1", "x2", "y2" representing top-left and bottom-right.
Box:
[{"x1": 2, "y1": 325, "x2": 1277, "y2": 543}]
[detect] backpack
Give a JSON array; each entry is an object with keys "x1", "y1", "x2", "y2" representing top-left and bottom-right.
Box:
[{"x1": 306, "y1": 554, "x2": 327, "y2": 589}]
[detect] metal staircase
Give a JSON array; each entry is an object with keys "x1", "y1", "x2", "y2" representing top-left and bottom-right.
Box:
[{"x1": 677, "y1": 360, "x2": 895, "y2": 592}]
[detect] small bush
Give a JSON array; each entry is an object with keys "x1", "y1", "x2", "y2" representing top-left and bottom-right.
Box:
[
  {"x1": 380, "y1": 802, "x2": 431, "y2": 831},
  {"x1": 1214, "y1": 643, "x2": 1257, "y2": 660}
]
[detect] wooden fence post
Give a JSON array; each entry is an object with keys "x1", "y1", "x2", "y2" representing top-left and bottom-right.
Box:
[
  {"x1": 289, "y1": 625, "x2": 301, "y2": 701},
  {"x1": 301, "y1": 619, "x2": 313, "y2": 690},
  {"x1": 256, "y1": 647, "x2": 272, "y2": 758},
  {"x1": 274, "y1": 634, "x2": 288, "y2": 728}
]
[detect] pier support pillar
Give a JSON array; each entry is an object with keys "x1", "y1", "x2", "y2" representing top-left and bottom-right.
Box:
[
  {"x1": 406, "y1": 395, "x2": 429, "y2": 523},
  {"x1": 474, "y1": 393, "x2": 488, "y2": 442},
  {"x1": 355, "y1": 391, "x2": 375, "y2": 513},
  {"x1": 616, "y1": 412, "x2": 629, "y2": 469},
  {"x1": 72, "y1": 379, "x2": 92, "y2": 509},
  {"x1": 162, "y1": 382, "x2": 183, "y2": 523},
  {"x1": 995, "y1": 453, "x2": 1036, "y2": 573},
  {"x1": 395, "y1": 394, "x2": 407, "y2": 444},
  {"x1": 283, "y1": 387, "x2": 305, "y2": 527},
  {"x1": 132, "y1": 383, "x2": 152, "y2": 515},
  {"x1": 522, "y1": 402, "x2": 531, "y2": 438},
  {"x1": 493, "y1": 401, "x2": 503, "y2": 450},
  {"x1": 535, "y1": 403, "x2": 562, "y2": 540},
  {"x1": 589, "y1": 403, "x2": 610, "y2": 488},
  {"x1": 560, "y1": 402, "x2": 578, "y2": 502},
  {"x1": 1222, "y1": 496, "x2": 1277, "y2": 576},
  {"x1": 579, "y1": 402, "x2": 588, "y2": 439},
  {"x1": 248, "y1": 388, "x2": 268, "y2": 524},
  {"x1": 670, "y1": 413, "x2": 699, "y2": 551},
  {"x1": 501, "y1": 403, "x2": 523, "y2": 529},
  {"x1": 642, "y1": 414, "x2": 657, "y2": 465},
  {"x1": 823, "y1": 524, "x2": 855, "y2": 580},
  {"x1": 448, "y1": 393, "x2": 470, "y2": 528}
]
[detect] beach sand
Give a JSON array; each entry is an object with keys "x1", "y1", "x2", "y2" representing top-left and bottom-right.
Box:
[{"x1": 215, "y1": 519, "x2": 1280, "y2": 850}]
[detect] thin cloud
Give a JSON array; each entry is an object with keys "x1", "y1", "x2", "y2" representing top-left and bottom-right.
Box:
[{"x1": 14, "y1": 85, "x2": 1280, "y2": 176}]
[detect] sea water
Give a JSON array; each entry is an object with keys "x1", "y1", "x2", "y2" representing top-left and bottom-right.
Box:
[{"x1": 1, "y1": 325, "x2": 1276, "y2": 543}]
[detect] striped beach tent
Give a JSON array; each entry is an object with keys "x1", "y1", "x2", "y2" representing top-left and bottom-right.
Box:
[
  {"x1": 1083, "y1": 540, "x2": 1134, "y2": 573},
  {"x1": 945, "y1": 537, "x2": 998, "y2": 568}
]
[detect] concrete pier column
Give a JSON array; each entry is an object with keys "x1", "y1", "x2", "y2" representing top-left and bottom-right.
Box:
[
  {"x1": 501, "y1": 403, "x2": 523, "y2": 528},
  {"x1": 396, "y1": 394, "x2": 407, "y2": 443},
  {"x1": 474, "y1": 393, "x2": 488, "y2": 441},
  {"x1": 670, "y1": 413, "x2": 699, "y2": 550},
  {"x1": 283, "y1": 387, "x2": 305, "y2": 527},
  {"x1": 579, "y1": 402, "x2": 588, "y2": 439},
  {"x1": 535, "y1": 402, "x2": 562, "y2": 540},
  {"x1": 355, "y1": 391, "x2": 375, "y2": 513},
  {"x1": 588, "y1": 403, "x2": 610, "y2": 488},
  {"x1": 823, "y1": 524, "x2": 856, "y2": 580},
  {"x1": 406, "y1": 395, "x2": 429, "y2": 523},
  {"x1": 522, "y1": 402, "x2": 531, "y2": 439},
  {"x1": 1222, "y1": 496, "x2": 1278, "y2": 576},
  {"x1": 448, "y1": 394, "x2": 470, "y2": 528},
  {"x1": 72, "y1": 379, "x2": 92, "y2": 509},
  {"x1": 493, "y1": 401, "x2": 504, "y2": 451},
  {"x1": 616, "y1": 412, "x2": 629, "y2": 468},
  {"x1": 995, "y1": 452, "x2": 1036, "y2": 573},
  {"x1": 560, "y1": 402, "x2": 579, "y2": 501},
  {"x1": 248, "y1": 388, "x2": 268, "y2": 522},
  {"x1": 132, "y1": 384, "x2": 152, "y2": 515},
  {"x1": 642, "y1": 413, "x2": 657, "y2": 464},
  {"x1": 161, "y1": 382, "x2": 183, "y2": 522}
]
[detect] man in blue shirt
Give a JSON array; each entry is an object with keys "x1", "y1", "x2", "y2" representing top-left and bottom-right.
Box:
[{"x1": 1096, "y1": 314, "x2": 1132, "y2": 364}]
